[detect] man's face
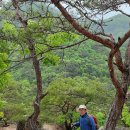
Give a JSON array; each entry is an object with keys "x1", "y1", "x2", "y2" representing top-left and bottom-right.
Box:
[{"x1": 79, "y1": 108, "x2": 87, "y2": 116}]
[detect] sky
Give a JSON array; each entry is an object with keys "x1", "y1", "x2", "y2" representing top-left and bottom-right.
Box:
[
  {"x1": 1, "y1": 0, "x2": 130, "y2": 19},
  {"x1": 104, "y1": 4, "x2": 130, "y2": 19}
]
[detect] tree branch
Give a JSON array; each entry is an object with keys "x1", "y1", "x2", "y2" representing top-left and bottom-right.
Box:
[
  {"x1": 108, "y1": 31, "x2": 130, "y2": 97},
  {"x1": 51, "y1": 0, "x2": 113, "y2": 49}
]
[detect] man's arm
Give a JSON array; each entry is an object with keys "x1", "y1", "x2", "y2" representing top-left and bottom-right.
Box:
[{"x1": 71, "y1": 121, "x2": 80, "y2": 128}]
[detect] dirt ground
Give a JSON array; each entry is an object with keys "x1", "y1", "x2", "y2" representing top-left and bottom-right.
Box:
[
  {"x1": 0, "y1": 124, "x2": 16, "y2": 130},
  {"x1": 1, "y1": 124, "x2": 129, "y2": 130},
  {"x1": 0, "y1": 124, "x2": 65, "y2": 130}
]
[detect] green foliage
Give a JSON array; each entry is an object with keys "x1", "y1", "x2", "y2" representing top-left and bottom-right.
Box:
[
  {"x1": 96, "y1": 112, "x2": 105, "y2": 127},
  {"x1": 122, "y1": 104, "x2": 130, "y2": 126},
  {"x1": 0, "y1": 79, "x2": 34, "y2": 122},
  {"x1": 104, "y1": 14, "x2": 130, "y2": 40},
  {"x1": 0, "y1": 53, "x2": 8, "y2": 69},
  {"x1": 41, "y1": 77, "x2": 109, "y2": 124},
  {"x1": 26, "y1": 18, "x2": 79, "y2": 67},
  {"x1": 56, "y1": 115, "x2": 66, "y2": 124},
  {"x1": 0, "y1": 99, "x2": 6, "y2": 111},
  {"x1": 28, "y1": 14, "x2": 53, "y2": 31},
  {"x1": 2, "y1": 21, "x2": 18, "y2": 37},
  {"x1": 39, "y1": 17, "x2": 53, "y2": 30},
  {"x1": 56, "y1": 39, "x2": 109, "y2": 80},
  {"x1": 0, "y1": 112, "x2": 4, "y2": 119},
  {"x1": 0, "y1": 52, "x2": 10, "y2": 90},
  {"x1": 0, "y1": 41, "x2": 10, "y2": 54},
  {"x1": 42, "y1": 52, "x2": 60, "y2": 65},
  {"x1": 46, "y1": 32, "x2": 79, "y2": 46},
  {"x1": 4, "y1": 103, "x2": 32, "y2": 121}
]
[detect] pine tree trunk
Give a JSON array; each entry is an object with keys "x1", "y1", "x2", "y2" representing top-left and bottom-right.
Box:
[
  {"x1": 17, "y1": 120, "x2": 26, "y2": 130},
  {"x1": 104, "y1": 94, "x2": 126, "y2": 130},
  {"x1": 104, "y1": 41, "x2": 130, "y2": 130},
  {"x1": 24, "y1": 118, "x2": 41, "y2": 130},
  {"x1": 17, "y1": 120, "x2": 41, "y2": 130},
  {"x1": 65, "y1": 120, "x2": 72, "y2": 130},
  {"x1": 23, "y1": 38, "x2": 43, "y2": 130},
  {"x1": 16, "y1": 38, "x2": 43, "y2": 130}
]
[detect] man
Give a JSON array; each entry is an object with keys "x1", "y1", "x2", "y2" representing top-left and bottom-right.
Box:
[{"x1": 71, "y1": 105, "x2": 96, "y2": 130}]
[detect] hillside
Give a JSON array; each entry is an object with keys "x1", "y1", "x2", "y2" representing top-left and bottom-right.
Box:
[
  {"x1": 104, "y1": 14, "x2": 130, "y2": 39},
  {"x1": 7, "y1": 2, "x2": 129, "y2": 39},
  {"x1": 11, "y1": 14, "x2": 130, "y2": 86},
  {"x1": 15, "y1": 2, "x2": 130, "y2": 39}
]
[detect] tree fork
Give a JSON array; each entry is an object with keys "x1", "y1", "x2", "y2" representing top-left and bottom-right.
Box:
[{"x1": 104, "y1": 41, "x2": 130, "y2": 130}]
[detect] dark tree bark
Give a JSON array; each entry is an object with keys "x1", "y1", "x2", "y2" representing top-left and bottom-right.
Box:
[
  {"x1": 64, "y1": 120, "x2": 72, "y2": 130},
  {"x1": 104, "y1": 95, "x2": 126, "y2": 130},
  {"x1": 24, "y1": 38, "x2": 43, "y2": 130},
  {"x1": 104, "y1": 41, "x2": 130, "y2": 130},
  {"x1": 17, "y1": 120, "x2": 25, "y2": 130},
  {"x1": 64, "y1": 113, "x2": 73, "y2": 130}
]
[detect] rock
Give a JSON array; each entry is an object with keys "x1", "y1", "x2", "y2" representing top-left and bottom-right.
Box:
[
  {"x1": 115, "y1": 127, "x2": 129, "y2": 130},
  {"x1": 42, "y1": 123, "x2": 65, "y2": 130},
  {"x1": 98, "y1": 126, "x2": 130, "y2": 130},
  {"x1": 0, "y1": 124, "x2": 16, "y2": 130},
  {"x1": 98, "y1": 126, "x2": 104, "y2": 130}
]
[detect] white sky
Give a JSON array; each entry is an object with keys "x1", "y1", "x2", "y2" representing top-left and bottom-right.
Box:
[
  {"x1": 1, "y1": 0, "x2": 130, "y2": 19},
  {"x1": 104, "y1": 4, "x2": 130, "y2": 19}
]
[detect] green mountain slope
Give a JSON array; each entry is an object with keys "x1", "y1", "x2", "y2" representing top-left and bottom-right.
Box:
[
  {"x1": 104, "y1": 14, "x2": 130, "y2": 39},
  {"x1": 11, "y1": 14, "x2": 130, "y2": 86}
]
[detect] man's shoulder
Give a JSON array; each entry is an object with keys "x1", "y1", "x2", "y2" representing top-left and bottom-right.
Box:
[
  {"x1": 87, "y1": 114, "x2": 96, "y2": 123},
  {"x1": 88, "y1": 114, "x2": 94, "y2": 119}
]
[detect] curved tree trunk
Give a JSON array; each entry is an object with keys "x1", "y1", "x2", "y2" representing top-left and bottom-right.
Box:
[
  {"x1": 16, "y1": 38, "x2": 43, "y2": 130},
  {"x1": 17, "y1": 120, "x2": 26, "y2": 130},
  {"x1": 23, "y1": 38, "x2": 45, "y2": 130},
  {"x1": 12, "y1": 1, "x2": 46, "y2": 129},
  {"x1": 104, "y1": 94, "x2": 126, "y2": 130},
  {"x1": 104, "y1": 41, "x2": 130, "y2": 130}
]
